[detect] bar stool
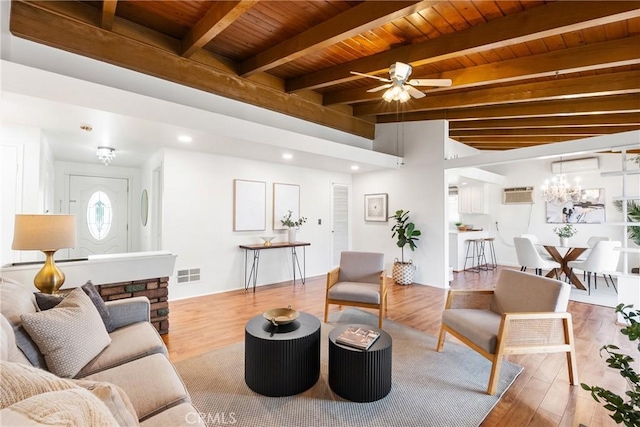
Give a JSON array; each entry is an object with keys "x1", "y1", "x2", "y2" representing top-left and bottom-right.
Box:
[
  {"x1": 463, "y1": 239, "x2": 488, "y2": 272},
  {"x1": 485, "y1": 237, "x2": 497, "y2": 270}
]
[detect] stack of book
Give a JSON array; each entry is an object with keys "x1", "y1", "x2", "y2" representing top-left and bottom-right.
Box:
[{"x1": 335, "y1": 326, "x2": 380, "y2": 350}]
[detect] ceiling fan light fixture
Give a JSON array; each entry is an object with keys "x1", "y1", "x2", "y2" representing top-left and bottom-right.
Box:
[{"x1": 383, "y1": 85, "x2": 410, "y2": 103}]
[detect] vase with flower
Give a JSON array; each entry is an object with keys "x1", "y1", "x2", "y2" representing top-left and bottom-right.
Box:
[
  {"x1": 281, "y1": 210, "x2": 307, "y2": 243},
  {"x1": 553, "y1": 224, "x2": 577, "y2": 247}
]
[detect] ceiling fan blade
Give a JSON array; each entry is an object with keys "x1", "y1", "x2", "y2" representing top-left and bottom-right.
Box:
[
  {"x1": 350, "y1": 71, "x2": 391, "y2": 82},
  {"x1": 367, "y1": 84, "x2": 392, "y2": 93},
  {"x1": 405, "y1": 85, "x2": 426, "y2": 99},
  {"x1": 408, "y1": 78, "x2": 452, "y2": 87}
]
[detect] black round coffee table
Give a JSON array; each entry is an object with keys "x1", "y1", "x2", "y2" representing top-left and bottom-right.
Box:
[
  {"x1": 328, "y1": 324, "x2": 392, "y2": 402},
  {"x1": 244, "y1": 312, "x2": 321, "y2": 397}
]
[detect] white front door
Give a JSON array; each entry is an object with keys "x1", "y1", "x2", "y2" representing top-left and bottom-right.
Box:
[
  {"x1": 331, "y1": 183, "x2": 349, "y2": 266},
  {"x1": 68, "y1": 175, "x2": 129, "y2": 257}
]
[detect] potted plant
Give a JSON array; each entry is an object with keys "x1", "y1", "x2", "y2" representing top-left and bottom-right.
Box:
[
  {"x1": 390, "y1": 209, "x2": 421, "y2": 285},
  {"x1": 281, "y1": 210, "x2": 307, "y2": 243},
  {"x1": 581, "y1": 304, "x2": 640, "y2": 426},
  {"x1": 553, "y1": 224, "x2": 577, "y2": 247}
]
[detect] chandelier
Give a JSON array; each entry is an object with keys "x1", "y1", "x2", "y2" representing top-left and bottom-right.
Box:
[
  {"x1": 96, "y1": 147, "x2": 116, "y2": 166},
  {"x1": 541, "y1": 174, "x2": 582, "y2": 204}
]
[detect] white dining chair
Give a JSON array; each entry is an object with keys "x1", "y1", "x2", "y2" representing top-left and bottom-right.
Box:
[
  {"x1": 520, "y1": 234, "x2": 555, "y2": 260},
  {"x1": 514, "y1": 237, "x2": 561, "y2": 278},
  {"x1": 575, "y1": 236, "x2": 611, "y2": 280},
  {"x1": 567, "y1": 240, "x2": 621, "y2": 295}
]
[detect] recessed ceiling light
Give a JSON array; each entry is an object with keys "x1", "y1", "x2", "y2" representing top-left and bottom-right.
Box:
[
  {"x1": 282, "y1": 153, "x2": 293, "y2": 160},
  {"x1": 351, "y1": 165, "x2": 360, "y2": 171},
  {"x1": 178, "y1": 135, "x2": 192, "y2": 143}
]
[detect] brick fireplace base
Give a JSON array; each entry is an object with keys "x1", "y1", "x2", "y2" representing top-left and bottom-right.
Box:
[{"x1": 97, "y1": 277, "x2": 169, "y2": 334}]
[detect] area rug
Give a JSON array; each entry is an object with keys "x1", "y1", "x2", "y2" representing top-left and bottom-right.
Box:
[
  {"x1": 175, "y1": 309, "x2": 522, "y2": 427},
  {"x1": 569, "y1": 277, "x2": 618, "y2": 308}
]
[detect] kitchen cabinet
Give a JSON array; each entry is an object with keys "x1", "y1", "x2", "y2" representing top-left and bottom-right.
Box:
[{"x1": 458, "y1": 184, "x2": 488, "y2": 214}]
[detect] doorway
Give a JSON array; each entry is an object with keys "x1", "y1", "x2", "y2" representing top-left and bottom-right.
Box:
[
  {"x1": 68, "y1": 175, "x2": 129, "y2": 257},
  {"x1": 331, "y1": 183, "x2": 349, "y2": 266}
]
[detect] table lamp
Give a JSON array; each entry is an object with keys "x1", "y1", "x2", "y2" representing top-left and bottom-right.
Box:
[{"x1": 11, "y1": 214, "x2": 77, "y2": 294}]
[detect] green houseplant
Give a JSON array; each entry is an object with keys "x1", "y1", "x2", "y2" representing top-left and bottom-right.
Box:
[
  {"x1": 553, "y1": 224, "x2": 577, "y2": 246},
  {"x1": 613, "y1": 200, "x2": 640, "y2": 247},
  {"x1": 281, "y1": 210, "x2": 307, "y2": 243},
  {"x1": 390, "y1": 209, "x2": 421, "y2": 285},
  {"x1": 581, "y1": 304, "x2": 640, "y2": 426}
]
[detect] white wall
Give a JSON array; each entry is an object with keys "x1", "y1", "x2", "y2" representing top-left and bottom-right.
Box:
[
  {"x1": 353, "y1": 120, "x2": 450, "y2": 288},
  {"x1": 161, "y1": 148, "x2": 352, "y2": 300},
  {"x1": 139, "y1": 151, "x2": 164, "y2": 252},
  {"x1": 464, "y1": 153, "x2": 639, "y2": 268},
  {"x1": 0, "y1": 125, "x2": 53, "y2": 264}
]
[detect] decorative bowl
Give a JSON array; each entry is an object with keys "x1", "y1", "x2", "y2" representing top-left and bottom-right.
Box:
[
  {"x1": 260, "y1": 236, "x2": 275, "y2": 247},
  {"x1": 263, "y1": 306, "x2": 299, "y2": 326}
]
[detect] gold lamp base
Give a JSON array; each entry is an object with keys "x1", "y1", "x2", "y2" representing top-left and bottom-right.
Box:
[{"x1": 34, "y1": 250, "x2": 66, "y2": 294}]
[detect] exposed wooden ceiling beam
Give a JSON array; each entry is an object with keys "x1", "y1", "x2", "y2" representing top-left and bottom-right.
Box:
[
  {"x1": 449, "y1": 114, "x2": 640, "y2": 130},
  {"x1": 324, "y1": 35, "x2": 640, "y2": 105},
  {"x1": 101, "y1": 0, "x2": 117, "y2": 30},
  {"x1": 450, "y1": 126, "x2": 638, "y2": 138},
  {"x1": 287, "y1": 1, "x2": 640, "y2": 92},
  {"x1": 462, "y1": 141, "x2": 560, "y2": 150},
  {"x1": 376, "y1": 94, "x2": 640, "y2": 123},
  {"x1": 239, "y1": 0, "x2": 438, "y2": 77},
  {"x1": 355, "y1": 70, "x2": 640, "y2": 116},
  {"x1": 181, "y1": 0, "x2": 258, "y2": 58},
  {"x1": 10, "y1": 1, "x2": 374, "y2": 139},
  {"x1": 454, "y1": 136, "x2": 578, "y2": 143}
]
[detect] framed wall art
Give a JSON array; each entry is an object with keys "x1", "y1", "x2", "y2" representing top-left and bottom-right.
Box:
[
  {"x1": 365, "y1": 193, "x2": 388, "y2": 222},
  {"x1": 233, "y1": 179, "x2": 266, "y2": 231},
  {"x1": 545, "y1": 188, "x2": 606, "y2": 224},
  {"x1": 273, "y1": 183, "x2": 300, "y2": 230}
]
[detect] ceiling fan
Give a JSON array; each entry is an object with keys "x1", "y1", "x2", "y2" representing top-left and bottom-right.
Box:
[{"x1": 351, "y1": 62, "x2": 452, "y2": 103}]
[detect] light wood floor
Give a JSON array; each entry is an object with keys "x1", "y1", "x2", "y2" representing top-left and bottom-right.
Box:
[{"x1": 163, "y1": 266, "x2": 635, "y2": 427}]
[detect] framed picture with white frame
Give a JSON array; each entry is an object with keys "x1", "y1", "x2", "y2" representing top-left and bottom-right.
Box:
[{"x1": 364, "y1": 193, "x2": 388, "y2": 222}]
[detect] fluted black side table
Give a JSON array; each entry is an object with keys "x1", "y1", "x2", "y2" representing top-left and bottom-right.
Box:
[
  {"x1": 328, "y1": 324, "x2": 392, "y2": 402},
  {"x1": 244, "y1": 312, "x2": 320, "y2": 397}
]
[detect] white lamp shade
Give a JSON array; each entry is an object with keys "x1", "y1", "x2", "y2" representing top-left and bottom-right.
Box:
[{"x1": 12, "y1": 215, "x2": 77, "y2": 251}]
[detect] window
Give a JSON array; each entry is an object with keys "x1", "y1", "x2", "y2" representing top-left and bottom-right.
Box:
[{"x1": 87, "y1": 191, "x2": 112, "y2": 240}]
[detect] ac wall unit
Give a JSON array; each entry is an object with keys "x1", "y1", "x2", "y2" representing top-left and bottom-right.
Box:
[
  {"x1": 551, "y1": 157, "x2": 599, "y2": 174},
  {"x1": 503, "y1": 187, "x2": 534, "y2": 204}
]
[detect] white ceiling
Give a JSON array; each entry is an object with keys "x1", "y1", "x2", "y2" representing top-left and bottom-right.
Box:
[{"x1": 1, "y1": 60, "x2": 399, "y2": 173}]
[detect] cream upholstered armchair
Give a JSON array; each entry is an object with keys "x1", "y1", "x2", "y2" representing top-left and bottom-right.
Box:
[
  {"x1": 324, "y1": 251, "x2": 388, "y2": 328},
  {"x1": 436, "y1": 269, "x2": 577, "y2": 395}
]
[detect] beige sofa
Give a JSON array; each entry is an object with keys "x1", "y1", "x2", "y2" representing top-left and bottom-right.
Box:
[{"x1": 0, "y1": 277, "x2": 204, "y2": 426}]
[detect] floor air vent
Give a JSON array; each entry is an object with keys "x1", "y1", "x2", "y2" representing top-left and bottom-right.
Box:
[{"x1": 503, "y1": 187, "x2": 534, "y2": 204}]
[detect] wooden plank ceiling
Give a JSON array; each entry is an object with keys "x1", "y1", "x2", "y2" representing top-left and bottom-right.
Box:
[{"x1": 9, "y1": 0, "x2": 640, "y2": 150}]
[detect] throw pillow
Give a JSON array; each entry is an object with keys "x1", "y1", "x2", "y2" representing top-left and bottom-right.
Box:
[
  {"x1": 3, "y1": 388, "x2": 120, "y2": 427},
  {"x1": 34, "y1": 281, "x2": 115, "y2": 333},
  {"x1": 12, "y1": 325, "x2": 47, "y2": 369},
  {"x1": 21, "y1": 288, "x2": 112, "y2": 378},
  {"x1": 81, "y1": 281, "x2": 115, "y2": 333},
  {"x1": 34, "y1": 292, "x2": 63, "y2": 311},
  {"x1": 74, "y1": 380, "x2": 139, "y2": 426}
]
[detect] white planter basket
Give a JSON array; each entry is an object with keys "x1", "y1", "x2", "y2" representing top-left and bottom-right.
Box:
[{"x1": 392, "y1": 260, "x2": 414, "y2": 285}]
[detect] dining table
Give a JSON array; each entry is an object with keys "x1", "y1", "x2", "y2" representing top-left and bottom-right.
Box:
[{"x1": 538, "y1": 242, "x2": 589, "y2": 290}]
